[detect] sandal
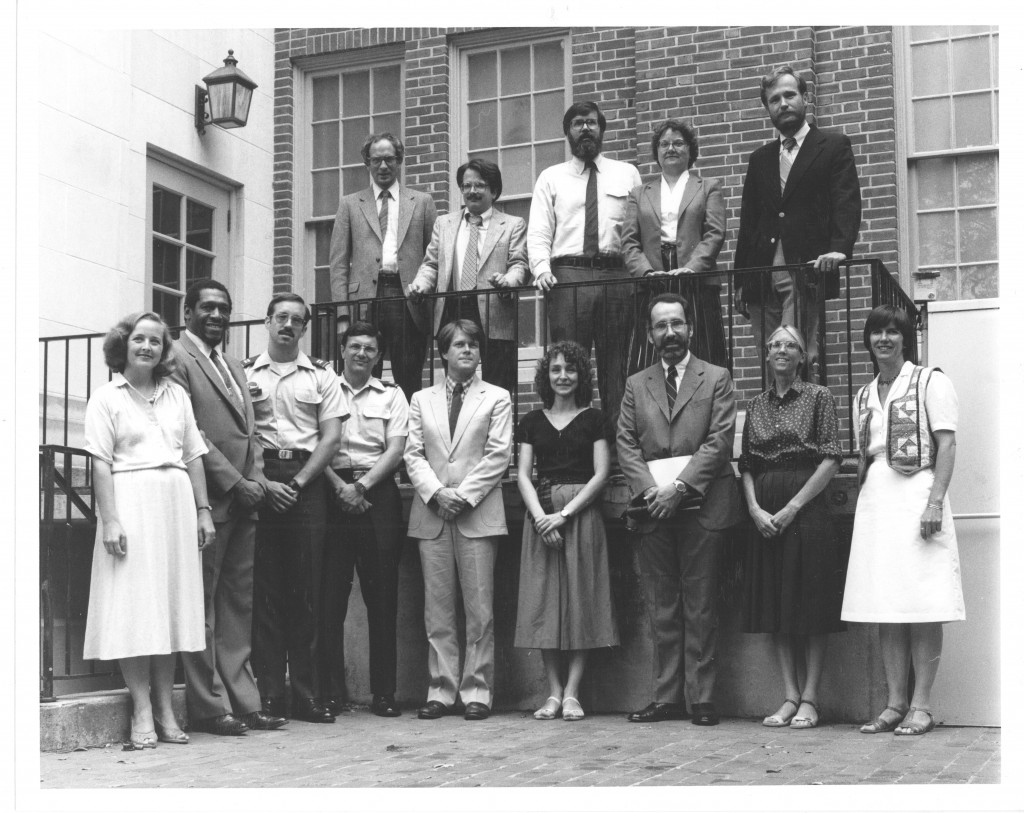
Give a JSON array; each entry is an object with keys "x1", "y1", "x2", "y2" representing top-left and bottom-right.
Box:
[
  {"x1": 762, "y1": 698, "x2": 799, "y2": 728},
  {"x1": 561, "y1": 696, "x2": 585, "y2": 721},
  {"x1": 859, "y1": 705, "x2": 909, "y2": 734},
  {"x1": 127, "y1": 728, "x2": 157, "y2": 750},
  {"x1": 894, "y1": 707, "x2": 935, "y2": 736},
  {"x1": 533, "y1": 696, "x2": 562, "y2": 720},
  {"x1": 155, "y1": 720, "x2": 189, "y2": 744},
  {"x1": 790, "y1": 699, "x2": 819, "y2": 729}
]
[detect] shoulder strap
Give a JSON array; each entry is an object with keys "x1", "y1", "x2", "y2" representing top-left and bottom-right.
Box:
[
  {"x1": 309, "y1": 356, "x2": 332, "y2": 371},
  {"x1": 241, "y1": 355, "x2": 258, "y2": 369}
]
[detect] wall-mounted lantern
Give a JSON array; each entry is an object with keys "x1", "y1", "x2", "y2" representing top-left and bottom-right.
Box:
[{"x1": 195, "y1": 50, "x2": 258, "y2": 135}]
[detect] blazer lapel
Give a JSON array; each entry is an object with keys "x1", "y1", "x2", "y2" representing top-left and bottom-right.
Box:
[
  {"x1": 477, "y1": 212, "x2": 504, "y2": 269},
  {"x1": 674, "y1": 359, "x2": 705, "y2": 417},
  {"x1": 676, "y1": 174, "x2": 701, "y2": 222},
  {"x1": 451, "y1": 383, "x2": 486, "y2": 449},
  {"x1": 397, "y1": 187, "x2": 415, "y2": 249},
  {"x1": 782, "y1": 127, "x2": 824, "y2": 203},
  {"x1": 644, "y1": 365, "x2": 672, "y2": 422},
  {"x1": 181, "y1": 334, "x2": 246, "y2": 427},
  {"x1": 361, "y1": 188, "x2": 383, "y2": 241},
  {"x1": 428, "y1": 383, "x2": 452, "y2": 451},
  {"x1": 438, "y1": 214, "x2": 459, "y2": 292}
]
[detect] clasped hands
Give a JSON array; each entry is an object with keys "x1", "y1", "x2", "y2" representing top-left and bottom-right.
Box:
[
  {"x1": 532, "y1": 511, "x2": 567, "y2": 550},
  {"x1": 749, "y1": 502, "x2": 800, "y2": 538},
  {"x1": 643, "y1": 483, "x2": 685, "y2": 521},
  {"x1": 434, "y1": 487, "x2": 469, "y2": 522},
  {"x1": 332, "y1": 481, "x2": 372, "y2": 515}
]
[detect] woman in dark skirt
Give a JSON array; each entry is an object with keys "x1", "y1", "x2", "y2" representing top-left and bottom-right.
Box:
[
  {"x1": 739, "y1": 325, "x2": 844, "y2": 729},
  {"x1": 514, "y1": 341, "x2": 618, "y2": 721}
]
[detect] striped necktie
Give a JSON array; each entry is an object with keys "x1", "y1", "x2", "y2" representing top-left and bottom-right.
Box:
[
  {"x1": 666, "y1": 365, "x2": 677, "y2": 411},
  {"x1": 583, "y1": 160, "x2": 599, "y2": 256},
  {"x1": 378, "y1": 189, "x2": 390, "y2": 237},
  {"x1": 460, "y1": 215, "x2": 484, "y2": 291},
  {"x1": 210, "y1": 349, "x2": 238, "y2": 403},
  {"x1": 780, "y1": 137, "x2": 797, "y2": 193}
]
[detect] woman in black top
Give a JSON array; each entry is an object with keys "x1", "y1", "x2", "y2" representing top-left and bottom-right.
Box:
[{"x1": 514, "y1": 341, "x2": 618, "y2": 721}]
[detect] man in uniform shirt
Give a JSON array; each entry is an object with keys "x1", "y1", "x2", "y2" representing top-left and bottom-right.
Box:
[
  {"x1": 528, "y1": 100, "x2": 642, "y2": 426},
  {"x1": 244, "y1": 293, "x2": 348, "y2": 723},
  {"x1": 319, "y1": 321, "x2": 409, "y2": 719}
]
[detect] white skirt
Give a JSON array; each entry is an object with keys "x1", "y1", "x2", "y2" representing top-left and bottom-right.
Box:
[{"x1": 841, "y1": 458, "x2": 965, "y2": 623}]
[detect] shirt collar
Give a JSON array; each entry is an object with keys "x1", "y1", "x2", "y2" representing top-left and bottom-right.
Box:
[
  {"x1": 446, "y1": 372, "x2": 479, "y2": 392},
  {"x1": 661, "y1": 351, "x2": 691, "y2": 377},
  {"x1": 571, "y1": 153, "x2": 605, "y2": 174},
  {"x1": 767, "y1": 378, "x2": 808, "y2": 402},
  {"x1": 660, "y1": 170, "x2": 690, "y2": 192},
  {"x1": 113, "y1": 374, "x2": 168, "y2": 398},
  {"x1": 254, "y1": 351, "x2": 313, "y2": 370},
  {"x1": 184, "y1": 329, "x2": 214, "y2": 359},
  {"x1": 463, "y1": 207, "x2": 493, "y2": 226},
  {"x1": 778, "y1": 121, "x2": 811, "y2": 148},
  {"x1": 371, "y1": 180, "x2": 400, "y2": 201},
  {"x1": 341, "y1": 373, "x2": 384, "y2": 395}
]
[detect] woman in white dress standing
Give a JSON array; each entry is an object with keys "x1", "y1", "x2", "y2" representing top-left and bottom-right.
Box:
[
  {"x1": 841, "y1": 305, "x2": 964, "y2": 736},
  {"x1": 84, "y1": 312, "x2": 214, "y2": 748}
]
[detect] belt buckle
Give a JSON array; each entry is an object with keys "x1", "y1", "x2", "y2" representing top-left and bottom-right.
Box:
[{"x1": 279, "y1": 450, "x2": 294, "y2": 460}]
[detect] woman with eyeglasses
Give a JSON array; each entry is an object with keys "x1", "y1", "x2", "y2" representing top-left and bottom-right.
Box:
[
  {"x1": 622, "y1": 118, "x2": 727, "y2": 367},
  {"x1": 738, "y1": 325, "x2": 844, "y2": 730}
]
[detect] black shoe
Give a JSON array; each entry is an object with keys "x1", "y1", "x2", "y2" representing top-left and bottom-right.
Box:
[
  {"x1": 691, "y1": 702, "x2": 720, "y2": 726},
  {"x1": 371, "y1": 694, "x2": 401, "y2": 718},
  {"x1": 190, "y1": 713, "x2": 249, "y2": 736},
  {"x1": 321, "y1": 697, "x2": 351, "y2": 717},
  {"x1": 464, "y1": 702, "x2": 490, "y2": 721},
  {"x1": 261, "y1": 696, "x2": 288, "y2": 718},
  {"x1": 293, "y1": 697, "x2": 335, "y2": 724},
  {"x1": 238, "y1": 709, "x2": 287, "y2": 730},
  {"x1": 417, "y1": 700, "x2": 448, "y2": 720},
  {"x1": 627, "y1": 702, "x2": 689, "y2": 723}
]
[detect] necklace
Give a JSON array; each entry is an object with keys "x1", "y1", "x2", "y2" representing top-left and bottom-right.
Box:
[{"x1": 877, "y1": 372, "x2": 898, "y2": 388}]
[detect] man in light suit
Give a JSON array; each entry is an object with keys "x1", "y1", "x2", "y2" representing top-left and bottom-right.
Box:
[
  {"x1": 169, "y1": 279, "x2": 286, "y2": 736},
  {"x1": 617, "y1": 292, "x2": 742, "y2": 727},
  {"x1": 329, "y1": 132, "x2": 438, "y2": 402},
  {"x1": 408, "y1": 158, "x2": 528, "y2": 394},
  {"x1": 403, "y1": 319, "x2": 512, "y2": 722},
  {"x1": 735, "y1": 65, "x2": 862, "y2": 374}
]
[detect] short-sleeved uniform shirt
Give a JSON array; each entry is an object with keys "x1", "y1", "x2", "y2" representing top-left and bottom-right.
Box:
[{"x1": 330, "y1": 375, "x2": 409, "y2": 469}]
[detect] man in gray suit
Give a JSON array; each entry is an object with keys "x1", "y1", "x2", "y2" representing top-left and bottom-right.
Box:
[
  {"x1": 169, "y1": 279, "x2": 286, "y2": 736},
  {"x1": 329, "y1": 132, "x2": 438, "y2": 402},
  {"x1": 617, "y1": 292, "x2": 742, "y2": 727}
]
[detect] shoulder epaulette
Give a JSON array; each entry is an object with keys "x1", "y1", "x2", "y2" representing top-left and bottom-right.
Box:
[
  {"x1": 309, "y1": 356, "x2": 332, "y2": 370},
  {"x1": 241, "y1": 355, "x2": 258, "y2": 369}
]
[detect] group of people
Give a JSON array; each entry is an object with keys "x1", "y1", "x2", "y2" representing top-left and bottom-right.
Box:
[{"x1": 80, "y1": 63, "x2": 963, "y2": 748}]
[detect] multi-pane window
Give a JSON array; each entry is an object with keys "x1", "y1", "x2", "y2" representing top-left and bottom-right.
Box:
[
  {"x1": 151, "y1": 187, "x2": 216, "y2": 326},
  {"x1": 906, "y1": 26, "x2": 998, "y2": 301}
]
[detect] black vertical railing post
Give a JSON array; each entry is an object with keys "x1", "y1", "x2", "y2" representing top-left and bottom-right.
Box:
[
  {"x1": 39, "y1": 447, "x2": 56, "y2": 701},
  {"x1": 845, "y1": 263, "x2": 856, "y2": 454}
]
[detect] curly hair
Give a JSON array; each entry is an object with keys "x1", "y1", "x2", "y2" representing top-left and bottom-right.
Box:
[
  {"x1": 102, "y1": 311, "x2": 177, "y2": 378},
  {"x1": 535, "y1": 341, "x2": 594, "y2": 409}
]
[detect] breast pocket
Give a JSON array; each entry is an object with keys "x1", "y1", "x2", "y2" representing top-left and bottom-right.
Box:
[
  {"x1": 295, "y1": 388, "x2": 324, "y2": 417},
  {"x1": 604, "y1": 184, "x2": 633, "y2": 225},
  {"x1": 250, "y1": 391, "x2": 272, "y2": 423}
]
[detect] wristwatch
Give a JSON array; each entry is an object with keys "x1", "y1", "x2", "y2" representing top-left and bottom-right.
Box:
[
  {"x1": 673, "y1": 480, "x2": 689, "y2": 495},
  {"x1": 353, "y1": 481, "x2": 368, "y2": 497},
  {"x1": 287, "y1": 478, "x2": 302, "y2": 493},
  {"x1": 559, "y1": 508, "x2": 572, "y2": 520}
]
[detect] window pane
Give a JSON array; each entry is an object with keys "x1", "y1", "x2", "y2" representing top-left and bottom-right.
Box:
[
  {"x1": 314, "y1": 221, "x2": 333, "y2": 267},
  {"x1": 500, "y1": 96, "x2": 530, "y2": 145},
  {"x1": 913, "y1": 97, "x2": 951, "y2": 152},
  {"x1": 535, "y1": 141, "x2": 565, "y2": 174},
  {"x1": 499, "y1": 145, "x2": 532, "y2": 196},
  {"x1": 312, "y1": 170, "x2": 340, "y2": 218},
  {"x1": 467, "y1": 149, "x2": 498, "y2": 165},
  {"x1": 152, "y1": 239, "x2": 180, "y2": 287},
  {"x1": 911, "y1": 42, "x2": 948, "y2": 97},
  {"x1": 534, "y1": 92, "x2": 565, "y2": 140},
  {"x1": 910, "y1": 26, "x2": 947, "y2": 42},
  {"x1": 954, "y1": 93, "x2": 993, "y2": 148},
  {"x1": 342, "y1": 166, "x2": 365, "y2": 195},
  {"x1": 958, "y1": 154, "x2": 997, "y2": 205},
  {"x1": 468, "y1": 100, "x2": 497, "y2": 150},
  {"x1": 534, "y1": 41, "x2": 564, "y2": 90},
  {"x1": 959, "y1": 263, "x2": 998, "y2": 299},
  {"x1": 951, "y1": 37, "x2": 991, "y2": 92},
  {"x1": 373, "y1": 65, "x2": 401, "y2": 111},
  {"x1": 917, "y1": 211, "x2": 956, "y2": 265},
  {"x1": 185, "y1": 200, "x2": 213, "y2": 250},
  {"x1": 343, "y1": 71, "x2": 370, "y2": 117},
  {"x1": 313, "y1": 76, "x2": 339, "y2": 121},
  {"x1": 993, "y1": 35, "x2": 998, "y2": 84},
  {"x1": 959, "y1": 207, "x2": 997, "y2": 263},
  {"x1": 153, "y1": 188, "x2": 181, "y2": 238},
  {"x1": 915, "y1": 156, "x2": 954, "y2": 209},
  {"x1": 153, "y1": 288, "x2": 182, "y2": 327},
  {"x1": 185, "y1": 250, "x2": 213, "y2": 287},
  {"x1": 313, "y1": 121, "x2": 339, "y2": 169},
  {"x1": 497, "y1": 197, "x2": 530, "y2": 223},
  {"x1": 930, "y1": 267, "x2": 958, "y2": 301},
  {"x1": 343, "y1": 117, "x2": 370, "y2": 165},
  {"x1": 500, "y1": 47, "x2": 531, "y2": 95},
  {"x1": 468, "y1": 52, "x2": 497, "y2": 101},
  {"x1": 950, "y1": 25, "x2": 993, "y2": 36}
]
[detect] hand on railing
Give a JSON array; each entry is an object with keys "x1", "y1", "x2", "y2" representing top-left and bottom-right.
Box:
[
  {"x1": 407, "y1": 279, "x2": 431, "y2": 304},
  {"x1": 534, "y1": 270, "x2": 556, "y2": 291}
]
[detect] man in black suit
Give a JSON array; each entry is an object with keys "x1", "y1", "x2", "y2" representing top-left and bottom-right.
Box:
[{"x1": 734, "y1": 65, "x2": 862, "y2": 374}]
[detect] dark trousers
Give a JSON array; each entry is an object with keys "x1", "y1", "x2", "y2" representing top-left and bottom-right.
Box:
[
  {"x1": 372, "y1": 276, "x2": 427, "y2": 403},
  {"x1": 658, "y1": 244, "x2": 728, "y2": 369},
  {"x1": 252, "y1": 460, "x2": 327, "y2": 703},
  {"x1": 439, "y1": 295, "x2": 516, "y2": 394},
  {"x1": 320, "y1": 474, "x2": 405, "y2": 699}
]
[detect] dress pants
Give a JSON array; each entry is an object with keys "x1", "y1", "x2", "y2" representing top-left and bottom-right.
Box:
[
  {"x1": 320, "y1": 474, "x2": 405, "y2": 699},
  {"x1": 252, "y1": 460, "x2": 327, "y2": 703},
  {"x1": 636, "y1": 514, "x2": 722, "y2": 706},
  {"x1": 182, "y1": 512, "x2": 262, "y2": 720},
  {"x1": 371, "y1": 275, "x2": 428, "y2": 404},
  {"x1": 419, "y1": 523, "x2": 498, "y2": 707},
  {"x1": 439, "y1": 294, "x2": 516, "y2": 394}
]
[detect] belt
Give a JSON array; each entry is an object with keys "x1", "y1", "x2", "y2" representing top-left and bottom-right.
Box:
[
  {"x1": 550, "y1": 254, "x2": 624, "y2": 271},
  {"x1": 333, "y1": 467, "x2": 370, "y2": 480},
  {"x1": 753, "y1": 459, "x2": 814, "y2": 473},
  {"x1": 378, "y1": 272, "x2": 403, "y2": 284},
  {"x1": 263, "y1": 449, "x2": 312, "y2": 461}
]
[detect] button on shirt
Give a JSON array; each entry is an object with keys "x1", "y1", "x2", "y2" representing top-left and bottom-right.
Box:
[
  {"x1": 659, "y1": 171, "x2": 690, "y2": 243},
  {"x1": 373, "y1": 181, "x2": 400, "y2": 272},
  {"x1": 661, "y1": 352, "x2": 691, "y2": 396},
  {"x1": 330, "y1": 375, "x2": 409, "y2": 470},
  {"x1": 245, "y1": 351, "x2": 349, "y2": 452},
  {"x1": 527, "y1": 154, "x2": 643, "y2": 278}
]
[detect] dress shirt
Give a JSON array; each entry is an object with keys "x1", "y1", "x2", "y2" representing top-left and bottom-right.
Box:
[
  {"x1": 454, "y1": 207, "x2": 493, "y2": 287},
  {"x1": 330, "y1": 374, "x2": 409, "y2": 469},
  {"x1": 445, "y1": 372, "x2": 480, "y2": 412},
  {"x1": 660, "y1": 352, "x2": 691, "y2": 395},
  {"x1": 778, "y1": 121, "x2": 811, "y2": 163},
  {"x1": 184, "y1": 328, "x2": 239, "y2": 401},
  {"x1": 372, "y1": 181, "x2": 401, "y2": 272},
  {"x1": 659, "y1": 171, "x2": 690, "y2": 243},
  {"x1": 860, "y1": 361, "x2": 958, "y2": 459},
  {"x1": 527, "y1": 153, "x2": 643, "y2": 278}
]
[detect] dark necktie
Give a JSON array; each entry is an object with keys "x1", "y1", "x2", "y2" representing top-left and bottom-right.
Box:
[
  {"x1": 378, "y1": 189, "x2": 390, "y2": 237},
  {"x1": 460, "y1": 214, "x2": 484, "y2": 291},
  {"x1": 449, "y1": 382, "x2": 464, "y2": 437},
  {"x1": 210, "y1": 349, "x2": 238, "y2": 403},
  {"x1": 780, "y1": 137, "x2": 797, "y2": 193},
  {"x1": 583, "y1": 160, "x2": 599, "y2": 257},
  {"x1": 666, "y1": 365, "x2": 677, "y2": 411}
]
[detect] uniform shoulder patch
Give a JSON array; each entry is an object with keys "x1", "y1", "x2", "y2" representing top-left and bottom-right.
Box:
[
  {"x1": 241, "y1": 355, "x2": 258, "y2": 369},
  {"x1": 310, "y1": 356, "x2": 333, "y2": 371}
]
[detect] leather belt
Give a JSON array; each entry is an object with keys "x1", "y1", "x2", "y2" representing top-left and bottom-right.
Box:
[
  {"x1": 551, "y1": 254, "x2": 624, "y2": 271},
  {"x1": 333, "y1": 467, "x2": 370, "y2": 480},
  {"x1": 263, "y1": 449, "x2": 312, "y2": 461}
]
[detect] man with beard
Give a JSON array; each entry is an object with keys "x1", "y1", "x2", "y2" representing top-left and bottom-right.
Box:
[
  {"x1": 734, "y1": 65, "x2": 861, "y2": 377},
  {"x1": 617, "y1": 293, "x2": 742, "y2": 726},
  {"x1": 528, "y1": 101, "x2": 642, "y2": 426}
]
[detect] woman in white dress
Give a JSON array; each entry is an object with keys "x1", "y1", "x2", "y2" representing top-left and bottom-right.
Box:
[
  {"x1": 84, "y1": 312, "x2": 215, "y2": 748},
  {"x1": 841, "y1": 305, "x2": 964, "y2": 736}
]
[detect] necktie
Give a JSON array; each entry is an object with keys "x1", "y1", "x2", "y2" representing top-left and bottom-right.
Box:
[
  {"x1": 460, "y1": 214, "x2": 484, "y2": 291},
  {"x1": 780, "y1": 137, "x2": 797, "y2": 193},
  {"x1": 583, "y1": 160, "x2": 599, "y2": 257},
  {"x1": 210, "y1": 349, "x2": 238, "y2": 403},
  {"x1": 666, "y1": 365, "x2": 677, "y2": 411},
  {"x1": 449, "y1": 382, "x2": 464, "y2": 437},
  {"x1": 378, "y1": 189, "x2": 390, "y2": 237}
]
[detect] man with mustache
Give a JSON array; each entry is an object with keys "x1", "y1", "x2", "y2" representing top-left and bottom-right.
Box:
[
  {"x1": 734, "y1": 65, "x2": 862, "y2": 378},
  {"x1": 617, "y1": 293, "x2": 742, "y2": 726},
  {"x1": 528, "y1": 101, "x2": 642, "y2": 427},
  {"x1": 408, "y1": 158, "x2": 527, "y2": 394}
]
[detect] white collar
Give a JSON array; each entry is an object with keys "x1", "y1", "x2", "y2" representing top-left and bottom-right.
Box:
[
  {"x1": 661, "y1": 352, "x2": 691, "y2": 377},
  {"x1": 778, "y1": 121, "x2": 811, "y2": 148},
  {"x1": 184, "y1": 329, "x2": 215, "y2": 360},
  {"x1": 371, "y1": 181, "x2": 400, "y2": 200},
  {"x1": 571, "y1": 153, "x2": 605, "y2": 174},
  {"x1": 463, "y1": 207, "x2": 493, "y2": 226}
]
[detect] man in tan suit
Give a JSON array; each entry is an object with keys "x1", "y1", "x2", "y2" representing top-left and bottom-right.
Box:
[
  {"x1": 617, "y1": 292, "x2": 742, "y2": 727},
  {"x1": 408, "y1": 159, "x2": 527, "y2": 394},
  {"x1": 403, "y1": 320, "x2": 512, "y2": 722},
  {"x1": 329, "y1": 132, "x2": 438, "y2": 402}
]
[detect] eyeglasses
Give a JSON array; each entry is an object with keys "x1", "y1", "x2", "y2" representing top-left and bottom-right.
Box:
[
  {"x1": 368, "y1": 156, "x2": 399, "y2": 167},
  {"x1": 345, "y1": 342, "x2": 379, "y2": 356},
  {"x1": 569, "y1": 117, "x2": 600, "y2": 131},
  {"x1": 271, "y1": 313, "x2": 307, "y2": 328},
  {"x1": 658, "y1": 139, "x2": 688, "y2": 151},
  {"x1": 651, "y1": 319, "x2": 689, "y2": 333},
  {"x1": 767, "y1": 341, "x2": 801, "y2": 352},
  {"x1": 461, "y1": 182, "x2": 490, "y2": 193}
]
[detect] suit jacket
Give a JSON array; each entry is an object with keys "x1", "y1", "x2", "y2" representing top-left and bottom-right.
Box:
[
  {"x1": 621, "y1": 173, "x2": 725, "y2": 283},
  {"x1": 734, "y1": 125, "x2": 861, "y2": 301},
  {"x1": 168, "y1": 334, "x2": 267, "y2": 523},
  {"x1": 404, "y1": 378, "x2": 512, "y2": 539},
  {"x1": 412, "y1": 209, "x2": 529, "y2": 339},
  {"x1": 328, "y1": 184, "x2": 438, "y2": 332},
  {"x1": 616, "y1": 356, "x2": 742, "y2": 531}
]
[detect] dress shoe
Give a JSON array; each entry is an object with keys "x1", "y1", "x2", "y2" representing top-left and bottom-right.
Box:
[
  {"x1": 691, "y1": 702, "x2": 720, "y2": 726},
  {"x1": 464, "y1": 702, "x2": 490, "y2": 721},
  {"x1": 190, "y1": 713, "x2": 249, "y2": 736},
  {"x1": 292, "y1": 697, "x2": 335, "y2": 724},
  {"x1": 239, "y1": 709, "x2": 288, "y2": 730},
  {"x1": 627, "y1": 702, "x2": 689, "y2": 723},
  {"x1": 261, "y1": 696, "x2": 288, "y2": 718},
  {"x1": 322, "y1": 697, "x2": 352, "y2": 716},
  {"x1": 417, "y1": 700, "x2": 449, "y2": 720},
  {"x1": 371, "y1": 694, "x2": 401, "y2": 718}
]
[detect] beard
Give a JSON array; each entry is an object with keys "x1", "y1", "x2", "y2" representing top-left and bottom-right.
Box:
[{"x1": 569, "y1": 130, "x2": 602, "y2": 160}]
